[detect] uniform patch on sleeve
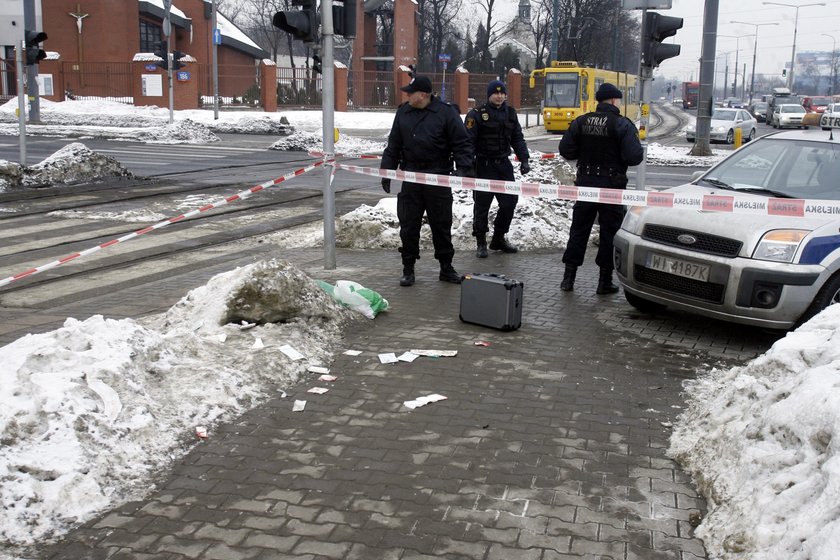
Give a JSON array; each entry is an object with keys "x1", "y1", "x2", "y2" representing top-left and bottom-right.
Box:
[{"x1": 465, "y1": 117, "x2": 475, "y2": 129}]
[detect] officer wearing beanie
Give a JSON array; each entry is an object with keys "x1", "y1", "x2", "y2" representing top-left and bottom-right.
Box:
[
  {"x1": 381, "y1": 75, "x2": 474, "y2": 287},
  {"x1": 464, "y1": 79, "x2": 530, "y2": 258},
  {"x1": 558, "y1": 82, "x2": 643, "y2": 294}
]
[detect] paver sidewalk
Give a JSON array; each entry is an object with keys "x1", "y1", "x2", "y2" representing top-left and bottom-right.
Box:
[{"x1": 28, "y1": 248, "x2": 751, "y2": 560}]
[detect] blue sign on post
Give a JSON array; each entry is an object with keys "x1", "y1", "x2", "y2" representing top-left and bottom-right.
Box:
[
  {"x1": 438, "y1": 53, "x2": 451, "y2": 63},
  {"x1": 177, "y1": 71, "x2": 190, "y2": 81},
  {"x1": 213, "y1": 29, "x2": 222, "y2": 45}
]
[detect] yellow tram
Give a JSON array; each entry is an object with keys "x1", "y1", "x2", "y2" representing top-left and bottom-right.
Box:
[{"x1": 529, "y1": 61, "x2": 639, "y2": 133}]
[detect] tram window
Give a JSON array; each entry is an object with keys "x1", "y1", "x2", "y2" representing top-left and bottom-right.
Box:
[
  {"x1": 544, "y1": 74, "x2": 580, "y2": 108},
  {"x1": 581, "y1": 75, "x2": 589, "y2": 101}
]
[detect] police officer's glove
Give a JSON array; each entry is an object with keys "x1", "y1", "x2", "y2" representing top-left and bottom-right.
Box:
[
  {"x1": 520, "y1": 161, "x2": 531, "y2": 175},
  {"x1": 381, "y1": 178, "x2": 391, "y2": 193}
]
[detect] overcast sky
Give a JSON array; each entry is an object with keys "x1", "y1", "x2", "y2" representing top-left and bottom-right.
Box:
[{"x1": 654, "y1": 0, "x2": 840, "y2": 83}]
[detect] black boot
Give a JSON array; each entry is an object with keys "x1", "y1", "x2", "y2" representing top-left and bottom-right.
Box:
[
  {"x1": 439, "y1": 262, "x2": 462, "y2": 283},
  {"x1": 560, "y1": 265, "x2": 577, "y2": 292},
  {"x1": 476, "y1": 234, "x2": 488, "y2": 258},
  {"x1": 489, "y1": 234, "x2": 518, "y2": 253},
  {"x1": 596, "y1": 268, "x2": 619, "y2": 295},
  {"x1": 400, "y1": 264, "x2": 415, "y2": 287}
]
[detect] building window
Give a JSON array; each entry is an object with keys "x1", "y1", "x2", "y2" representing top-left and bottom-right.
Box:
[{"x1": 140, "y1": 20, "x2": 162, "y2": 53}]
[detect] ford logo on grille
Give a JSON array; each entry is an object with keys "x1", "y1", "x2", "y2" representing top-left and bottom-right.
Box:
[{"x1": 677, "y1": 234, "x2": 698, "y2": 245}]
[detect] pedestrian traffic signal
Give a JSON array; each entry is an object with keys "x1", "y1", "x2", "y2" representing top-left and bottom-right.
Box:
[
  {"x1": 24, "y1": 30, "x2": 47, "y2": 65},
  {"x1": 333, "y1": 0, "x2": 357, "y2": 39},
  {"x1": 641, "y1": 11, "x2": 682, "y2": 69},
  {"x1": 153, "y1": 40, "x2": 168, "y2": 70},
  {"x1": 312, "y1": 53, "x2": 323, "y2": 74},
  {"x1": 273, "y1": 0, "x2": 319, "y2": 44},
  {"x1": 172, "y1": 50, "x2": 187, "y2": 70}
]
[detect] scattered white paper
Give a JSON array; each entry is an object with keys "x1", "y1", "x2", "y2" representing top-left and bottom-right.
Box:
[
  {"x1": 343, "y1": 349, "x2": 362, "y2": 356},
  {"x1": 307, "y1": 387, "x2": 329, "y2": 395},
  {"x1": 279, "y1": 344, "x2": 305, "y2": 361},
  {"x1": 318, "y1": 374, "x2": 338, "y2": 382},
  {"x1": 192, "y1": 321, "x2": 204, "y2": 331},
  {"x1": 195, "y1": 426, "x2": 208, "y2": 439},
  {"x1": 410, "y1": 349, "x2": 458, "y2": 357},
  {"x1": 217, "y1": 333, "x2": 227, "y2": 343},
  {"x1": 293, "y1": 400, "x2": 307, "y2": 411},
  {"x1": 239, "y1": 321, "x2": 256, "y2": 331},
  {"x1": 252, "y1": 338, "x2": 265, "y2": 349},
  {"x1": 378, "y1": 353, "x2": 399, "y2": 364},
  {"x1": 308, "y1": 365, "x2": 330, "y2": 374},
  {"x1": 403, "y1": 394, "x2": 448, "y2": 409},
  {"x1": 397, "y1": 352, "x2": 419, "y2": 363},
  {"x1": 279, "y1": 390, "x2": 287, "y2": 398}
]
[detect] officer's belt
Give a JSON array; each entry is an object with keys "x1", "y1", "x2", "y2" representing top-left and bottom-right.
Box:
[
  {"x1": 476, "y1": 154, "x2": 511, "y2": 164},
  {"x1": 577, "y1": 164, "x2": 619, "y2": 177}
]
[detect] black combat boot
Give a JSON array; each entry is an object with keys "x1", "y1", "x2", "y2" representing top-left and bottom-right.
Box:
[
  {"x1": 400, "y1": 263, "x2": 415, "y2": 287},
  {"x1": 489, "y1": 233, "x2": 518, "y2": 253},
  {"x1": 560, "y1": 265, "x2": 577, "y2": 292},
  {"x1": 439, "y1": 262, "x2": 462, "y2": 283},
  {"x1": 596, "y1": 268, "x2": 620, "y2": 295},
  {"x1": 476, "y1": 234, "x2": 488, "y2": 258}
]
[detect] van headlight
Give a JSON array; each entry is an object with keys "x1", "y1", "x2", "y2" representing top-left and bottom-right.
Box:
[
  {"x1": 753, "y1": 229, "x2": 809, "y2": 262},
  {"x1": 621, "y1": 206, "x2": 646, "y2": 235}
]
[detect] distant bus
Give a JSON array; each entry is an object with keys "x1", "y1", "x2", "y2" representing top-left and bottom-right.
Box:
[
  {"x1": 682, "y1": 81, "x2": 699, "y2": 109},
  {"x1": 528, "y1": 61, "x2": 639, "y2": 133}
]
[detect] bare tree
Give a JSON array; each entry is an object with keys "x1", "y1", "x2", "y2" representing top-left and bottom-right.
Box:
[{"x1": 416, "y1": 0, "x2": 463, "y2": 72}]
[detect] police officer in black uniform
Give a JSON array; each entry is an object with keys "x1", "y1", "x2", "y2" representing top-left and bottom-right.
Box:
[
  {"x1": 558, "y1": 82, "x2": 644, "y2": 294},
  {"x1": 464, "y1": 80, "x2": 530, "y2": 258},
  {"x1": 381, "y1": 75, "x2": 474, "y2": 287}
]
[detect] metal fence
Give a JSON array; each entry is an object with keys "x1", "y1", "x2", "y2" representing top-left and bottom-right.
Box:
[
  {"x1": 62, "y1": 61, "x2": 134, "y2": 104},
  {"x1": 347, "y1": 68, "x2": 397, "y2": 109}
]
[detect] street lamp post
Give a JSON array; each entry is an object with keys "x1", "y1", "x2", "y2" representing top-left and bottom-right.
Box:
[
  {"x1": 719, "y1": 34, "x2": 755, "y2": 98},
  {"x1": 730, "y1": 20, "x2": 780, "y2": 104},
  {"x1": 823, "y1": 33, "x2": 837, "y2": 97},
  {"x1": 763, "y1": 1, "x2": 826, "y2": 91}
]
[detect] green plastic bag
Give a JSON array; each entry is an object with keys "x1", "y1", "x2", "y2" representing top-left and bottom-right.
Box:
[{"x1": 317, "y1": 280, "x2": 389, "y2": 319}]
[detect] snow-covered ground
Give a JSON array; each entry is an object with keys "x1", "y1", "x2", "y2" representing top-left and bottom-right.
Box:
[{"x1": 1, "y1": 99, "x2": 836, "y2": 560}]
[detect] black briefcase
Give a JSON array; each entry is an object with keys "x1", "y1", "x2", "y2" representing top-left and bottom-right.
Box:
[{"x1": 459, "y1": 273, "x2": 523, "y2": 331}]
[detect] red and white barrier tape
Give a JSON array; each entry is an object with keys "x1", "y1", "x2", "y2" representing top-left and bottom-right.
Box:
[
  {"x1": 334, "y1": 163, "x2": 840, "y2": 219},
  {"x1": 309, "y1": 150, "x2": 561, "y2": 162},
  {"x1": 0, "y1": 160, "x2": 325, "y2": 289}
]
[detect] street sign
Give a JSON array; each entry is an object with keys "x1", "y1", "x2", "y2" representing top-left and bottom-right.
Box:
[
  {"x1": 144, "y1": 63, "x2": 158, "y2": 72},
  {"x1": 177, "y1": 71, "x2": 190, "y2": 81},
  {"x1": 621, "y1": 0, "x2": 672, "y2": 8},
  {"x1": 213, "y1": 29, "x2": 222, "y2": 45},
  {"x1": 438, "y1": 53, "x2": 451, "y2": 62}
]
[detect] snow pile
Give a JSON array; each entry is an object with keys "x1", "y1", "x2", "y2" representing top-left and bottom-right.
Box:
[
  {"x1": 669, "y1": 303, "x2": 840, "y2": 560},
  {"x1": 0, "y1": 259, "x2": 355, "y2": 550},
  {"x1": 270, "y1": 129, "x2": 387, "y2": 155},
  {"x1": 208, "y1": 114, "x2": 294, "y2": 135},
  {"x1": 0, "y1": 143, "x2": 134, "y2": 189},
  {"x1": 646, "y1": 143, "x2": 729, "y2": 167},
  {"x1": 133, "y1": 118, "x2": 220, "y2": 144}
]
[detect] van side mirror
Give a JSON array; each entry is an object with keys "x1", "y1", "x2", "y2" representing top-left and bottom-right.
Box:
[{"x1": 690, "y1": 170, "x2": 705, "y2": 182}]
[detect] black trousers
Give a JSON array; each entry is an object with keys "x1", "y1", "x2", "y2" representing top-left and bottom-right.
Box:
[
  {"x1": 562, "y1": 200, "x2": 626, "y2": 270},
  {"x1": 397, "y1": 181, "x2": 454, "y2": 265},
  {"x1": 472, "y1": 157, "x2": 518, "y2": 237}
]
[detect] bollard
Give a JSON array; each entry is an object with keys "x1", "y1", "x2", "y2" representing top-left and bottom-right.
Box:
[{"x1": 734, "y1": 127, "x2": 742, "y2": 148}]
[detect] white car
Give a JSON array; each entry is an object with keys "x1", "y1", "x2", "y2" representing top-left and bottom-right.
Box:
[
  {"x1": 614, "y1": 129, "x2": 840, "y2": 330},
  {"x1": 685, "y1": 108, "x2": 757, "y2": 144},
  {"x1": 821, "y1": 103, "x2": 840, "y2": 130},
  {"x1": 771, "y1": 103, "x2": 807, "y2": 129}
]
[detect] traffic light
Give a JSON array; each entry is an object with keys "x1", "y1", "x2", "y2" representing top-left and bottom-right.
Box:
[
  {"x1": 273, "y1": 0, "x2": 319, "y2": 44},
  {"x1": 312, "y1": 53, "x2": 323, "y2": 74},
  {"x1": 153, "y1": 40, "x2": 168, "y2": 70},
  {"x1": 641, "y1": 11, "x2": 682, "y2": 69},
  {"x1": 24, "y1": 30, "x2": 47, "y2": 65},
  {"x1": 782, "y1": 68, "x2": 787, "y2": 77},
  {"x1": 172, "y1": 50, "x2": 187, "y2": 70},
  {"x1": 333, "y1": 0, "x2": 357, "y2": 39}
]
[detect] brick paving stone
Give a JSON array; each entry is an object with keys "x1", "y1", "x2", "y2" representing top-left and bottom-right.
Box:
[{"x1": 10, "y1": 246, "x2": 786, "y2": 560}]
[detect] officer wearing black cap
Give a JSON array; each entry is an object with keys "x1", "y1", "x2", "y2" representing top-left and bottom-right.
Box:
[
  {"x1": 558, "y1": 82, "x2": 643, "y2": 294},
  {"x1": 464, "y1": 79, "x2": 530, "y2": 258},
  {"x1": 380, "y1": 75, "x2": 474, "y2": 287}
]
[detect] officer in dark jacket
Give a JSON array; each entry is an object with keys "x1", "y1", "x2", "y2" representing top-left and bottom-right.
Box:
[
  {"x1": 464, "y1": 79, "x2": 530, "y2": 258},
  {"x1": 558, "y1": 82, "x2": 644, "y2": 294},
  {"x1": 380, "y1": 75, "x2": 474, "y2": 287}
]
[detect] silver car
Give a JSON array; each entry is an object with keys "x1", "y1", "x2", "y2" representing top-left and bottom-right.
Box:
[
  {"x1": 614, "y1": 130, "x2": 840, "y2": 330},
  {"x1": 771, "y1": 103, "x2": 807, "y2": 129},
  {"x1": 685, "y1": 108, "x2": 757, "y2": 144}
]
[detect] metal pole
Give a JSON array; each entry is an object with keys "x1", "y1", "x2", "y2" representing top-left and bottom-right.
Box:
[
  {"x1": 322, "y1": 0, "x2": 336, "y2": 270},
  {"x1": 550, "y1": 0, "x2": 559, "y2": 64},
  {"x1": 163, "y1": 0, "x2": 174, "y2": 124},
  {"x1": 23, "y1": 0, "x2": 41, "y2": 123},
  {"x1": 212, "y1": 0, "x2": 219, "y2": 119},
  {"x1": 16, "y1": 41, "x2": 27, "y2": 166},
  {"x1": 750, "y1": 37, "x2": 757, "y2": 104},
  {"x1": 823, "y1": 34, "x2": 836, "y2": 97},
  {"x1": 788, "y1": 6, "x2": 798, "y2": 90},
  {"x1": 733, "y1": 44, "x2": 739, "y2": 97},
  {"x1": 690, "y1": 0, "x2": 719, "y2": 157},
  {"x1": 636, "y1": 8, "x2": 648, "y2": 192}
]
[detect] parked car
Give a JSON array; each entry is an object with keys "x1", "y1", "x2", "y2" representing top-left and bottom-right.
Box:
[
  {"x1": 685, "y1": 108, "x2": 757, "y2": 144},
  {"x1": 723, "y1": 97, "x2": 744, "y2": 108},
  {"x1": 771, "y1": 104, "x2": 808, "y2": 129},
  {"x1": 748, "y1": 101, "x2": 769, "y2": 123},
  {"x1": 614, "y1": 129, "x2": 840, "y2": 330},
  {"x1": 821, "y1": 103, "x2": 840, "y2": 130}
]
